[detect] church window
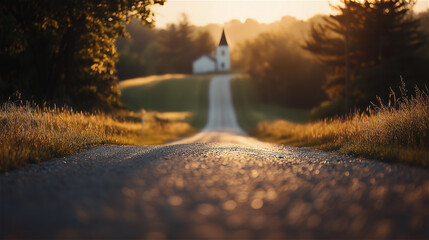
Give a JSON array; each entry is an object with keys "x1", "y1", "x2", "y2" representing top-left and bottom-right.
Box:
[
  {"x1": 221, "y1": 50, "x2": 225, "y2": 56},
  {"x1": 221, "y1": 63, "x2": 225, "y2": 69}
]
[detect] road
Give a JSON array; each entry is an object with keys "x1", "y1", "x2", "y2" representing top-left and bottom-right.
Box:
[{"x1": 1, "y1": 74, "x2": 428, "y2": 239}]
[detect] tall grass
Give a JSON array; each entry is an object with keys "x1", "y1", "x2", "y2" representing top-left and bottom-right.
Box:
[
  {"x1": 256, "y1": 82, "x2": 429, "y2": 167},
  {"x1": 0, "y1": 101, "x2": 194, "y2": 171}
]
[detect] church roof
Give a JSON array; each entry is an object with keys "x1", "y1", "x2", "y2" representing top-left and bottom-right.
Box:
[
  {"x1": 218, "y1": 29, "x2": 228, "y2": 46},
  {"x1": 194, "y1": 54, "x2": 216, "y2": 63},
  {"x1": 204, "y1": 54, "x2": 217, "y2": 62}
]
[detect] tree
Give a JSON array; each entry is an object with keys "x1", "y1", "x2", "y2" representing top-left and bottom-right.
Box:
[
  {"x1": 157, "y1": 14, "x2": 196, "y2": 73},
  {"x1": 304, "y1": 0, "x2": 428, "y2": 112},
  {"x1": 116, "y1": 19, "x2": 158, "y2": 80},
  {"x1": 194, "y1": 31, "x2": 216, "y2": 59},
  {"x1": 242, "y1": 32, "x2": 326, "y2": 108},
  {"x1": 115, "y1": 13, "x2": 215, "y2": 77},
  {"x1": 156, "y1": 14, "x2": 215, "y2": 74},
  {"x1": 0, "y1": 0, "x2": 165, "y2": 110}
]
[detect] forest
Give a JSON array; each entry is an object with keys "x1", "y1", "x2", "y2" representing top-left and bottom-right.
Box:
[
  {"x1": 304, "y1": 0, "x2": 428, "y2": 117},
  {"x1": 116, "y1": 14, "x2": 215, "y2": 79},
  {"x1": 116, "y1": 0, "x2": 428, "y2": 117},
  {"x1": 1, "y1": 0, "x2": 428, "y2": 117},
  {"x1": 0, "y1": 0, "x2": 165, "y2": 111},
  {"x1": 237, "y1": 0, "x2": 428, "y2": 116}
]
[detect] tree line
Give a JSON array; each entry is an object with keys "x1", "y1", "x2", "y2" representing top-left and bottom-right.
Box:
[
  {"x1": 1, "y1": 0, "x2": 427, "y2": 116},
  {"x1": 116, "y1": 14, "x2": 328, "y2": 80},
  {"x1": 0, "y1": 0, "x2": 165, "y2": 110},
  {"x1": 236, "y1": 0, "x2": 428, "y2": 117},
  {"x1": 306, "y1": 0, "x2": 428, "y2": 116},
  {"x1": 235, "y1": 33, "x2": 327, "y2": 108},
  {"x1": 116, "y1": 14, "x2": 215, "y2": 80}
]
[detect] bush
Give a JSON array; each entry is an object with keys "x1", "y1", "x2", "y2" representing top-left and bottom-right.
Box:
[
  {"x1": 256, "y1": 82, "x2": 429, "y2": 167},
  {"x1": 310, "y1": 97, "x2": 346, "y2": 120},
  {"x1": 0, "y1": 100, "x2": 193, "y2": 171}
]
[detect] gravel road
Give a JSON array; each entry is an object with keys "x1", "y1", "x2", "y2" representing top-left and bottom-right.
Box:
[{"x1": 1, "y1": 75, "x2": 428, "y2": 239}]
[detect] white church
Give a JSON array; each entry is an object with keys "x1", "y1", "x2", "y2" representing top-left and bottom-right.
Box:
[{"x1": 192, "y1": 29, "x2": 230, "y2": 74}]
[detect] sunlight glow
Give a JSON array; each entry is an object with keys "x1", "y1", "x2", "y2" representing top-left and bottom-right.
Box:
[{"x1": 152, "y1": 0, "x2": 429, "y2": 28}]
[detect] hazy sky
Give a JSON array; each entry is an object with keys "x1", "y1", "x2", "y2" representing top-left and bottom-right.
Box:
[{"x1": 152, "y1": 0, "x2": 429, "y2": 28}]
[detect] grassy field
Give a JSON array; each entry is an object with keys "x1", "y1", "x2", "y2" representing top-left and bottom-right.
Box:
[
  {"x1": 232, "y1": 76, "x2": 429, "y2": 167},
  {"x1": 231, "y1": 75, "x2": 310, "y2": 131},
  {"x1": 120, "y1": 75, "x2": 211, "y2": 128}
]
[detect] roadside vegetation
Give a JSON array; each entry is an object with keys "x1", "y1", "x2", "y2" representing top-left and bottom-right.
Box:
[
  {"x1": 0, "y1": 100, "x2": 195, "y2": 172},
  {"x1": 2, "y1": 0, "x2": 428, "y2": 171},
  {"x1": 230, "y1": 1, "x2": 428, "y2": 167},
  {"x1": 233, "y1": 77, "x2": 429, "y2": 167},
  {"x1": 234, "y1": 1, "x2": 428, "y2": 120},
  {"x1": 1, "y1": 74, "x2": 213, "y2": 172}
]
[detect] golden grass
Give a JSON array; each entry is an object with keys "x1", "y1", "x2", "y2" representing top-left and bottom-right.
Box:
[
  {"x1": 118, "y1": 74, "x2": 189, "y2": 89},
  {"x1": 0, "y1": 102, "x2": 194, "y2": 171},
  {"x1": 255, "y1": 83, "x2": 429, "y2": 167}
]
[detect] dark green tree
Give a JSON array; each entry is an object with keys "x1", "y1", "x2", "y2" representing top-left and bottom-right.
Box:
[
  {"x1": 157, "y1": 23, "x2": 181, "y2": 73},
  {"x1": 116, "y1": 19, "x2": 158, "y2": 80},
  {"x1": 356, "y1": 0, "x2": 428, "y2": 104},
  {"x1": 243, "y1": 32, "x2": 326, "y2": 108},
  {"x1": 304, "y1": 0, "x2": 428, "y2": 113},
  {"x1": 156, "y1": 14, "x2": 215, "y2": 74},
  {"x1": 0, "y1": 0, "x2": 165, "y2": 110},
  {"x1": 157, "y1": 14, "x2": 196, "y2": 73},
  {"x1": 194, "y1": 31, "x2": 216, "y2": 60}
]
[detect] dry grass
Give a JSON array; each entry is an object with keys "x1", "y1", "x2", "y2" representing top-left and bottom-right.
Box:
[
  {"x1": 255, "y1": 82, "x2": 429, "y2": 167},
  {"x1": 0, "y1": 101, "x2": 194, "y2": 171},
  {"x1": 118, "y1": 74, "x2": 189, "y2": 89}
]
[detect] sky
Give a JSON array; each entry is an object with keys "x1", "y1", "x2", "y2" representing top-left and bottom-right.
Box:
[{"x1": 151, "y1": 0, "x2": 429, "y2": 28}]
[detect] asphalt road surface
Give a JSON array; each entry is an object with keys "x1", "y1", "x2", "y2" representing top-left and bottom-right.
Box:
[{"x1": 1, "y1": 75, "x2": 428, "y2": 239}]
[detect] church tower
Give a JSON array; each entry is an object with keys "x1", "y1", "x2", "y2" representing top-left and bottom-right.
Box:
[{"x1": 216, "y1": 29, "x2": 230, "y2": 71}]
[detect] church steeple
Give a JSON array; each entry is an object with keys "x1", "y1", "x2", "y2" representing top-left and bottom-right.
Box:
[
  {"x1": 216, "y1": 29, "x2": 230, "y2": 71},
  {"x1": 218, "y1": 29, "x2": 228, "y2": 46}
]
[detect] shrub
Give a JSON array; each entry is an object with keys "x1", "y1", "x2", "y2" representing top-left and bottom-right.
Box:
[
  {"x1": 256, "y1": 82, "x2": 429, "y2": 167},
  {"x1": 0, "y1": 101, "x2": 193, "y2": 171}
]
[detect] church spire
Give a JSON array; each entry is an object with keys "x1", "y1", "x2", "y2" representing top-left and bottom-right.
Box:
[{"x1": 218, "y1": 29, "x2": 228, "y2": 46}]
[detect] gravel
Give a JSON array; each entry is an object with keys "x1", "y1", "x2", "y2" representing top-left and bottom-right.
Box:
[{"x1": 1, "y1": 75, "x2": 428, "y2": 239}]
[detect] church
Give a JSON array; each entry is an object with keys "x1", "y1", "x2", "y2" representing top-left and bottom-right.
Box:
[{"x1": 192, "y1": 29, "x2": 230, "y2": 74}]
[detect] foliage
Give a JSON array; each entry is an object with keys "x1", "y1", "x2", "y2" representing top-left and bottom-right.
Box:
[
  {"x1": 116, "y1": 15, "x2": 216, "y2": 78},
  {"x1": 157, "y1": 15, "x2": 194, "y2": 73},
  {"x1": 116, "y1": 20, "x2": 158, "y2": 79},
  {"x1": 0, "y1": 0, "x2": 165, "y2": 110},
  {"x1": 304, "y1": 0, "x2": 428, "y2": 114},
  {"x1": 116, "y1": 19, "x2": 159, "y2": 79},
  {"x1": 417, "y1": 10, "x2": 429, "y2": 36},
  {"x1": 115, "y1": 13, "x2": 327, "y2": 79},
  {"x1": 237, "y1": 32, "x2": 326, "y2": 108},
  {"x1": 255, "y1": 82, "x2": 429, "y2": 167},
  {"x1": 310, "y1": 97, "x2": 347, "y2": 120},
  {"x1": 0, "y1": 100, "x2": 194, "y2": 172}
]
